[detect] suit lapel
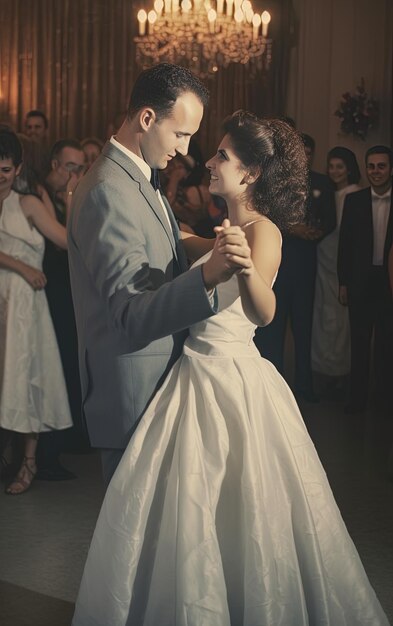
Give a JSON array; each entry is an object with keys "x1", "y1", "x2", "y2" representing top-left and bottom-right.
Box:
[{"x1": 102, "y1": 142, "x2": 178, "y2": 258}]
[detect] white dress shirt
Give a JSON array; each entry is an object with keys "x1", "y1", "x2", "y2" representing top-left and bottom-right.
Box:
[{"x1": 371, "y1": 187, "x2": 391, "y2": 266}]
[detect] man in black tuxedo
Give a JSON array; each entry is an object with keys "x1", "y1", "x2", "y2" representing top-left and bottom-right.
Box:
[
  {"x1": 338, "y1": 145, "x2": 393, "y2": 413},
  {"x1": 254, "y1": 134, "x2": 335, "y2": 402}
]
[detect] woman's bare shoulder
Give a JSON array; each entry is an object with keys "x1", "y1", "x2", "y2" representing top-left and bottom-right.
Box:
[{"x1": 244, "y1": 217, "x2": 281, "y2": 242}]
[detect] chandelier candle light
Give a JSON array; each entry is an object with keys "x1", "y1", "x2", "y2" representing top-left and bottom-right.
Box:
[{"x1": 135, "y1": 0, "x2": 272, "y2": 78}]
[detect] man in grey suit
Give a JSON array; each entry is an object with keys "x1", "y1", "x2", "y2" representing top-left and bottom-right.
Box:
[{"x1": 68, "y1": 64, "x2": 244, "y2": 485}]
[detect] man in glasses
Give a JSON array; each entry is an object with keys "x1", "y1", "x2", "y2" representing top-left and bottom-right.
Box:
[
  {"x1": 46, "y1": 138, "x2": 86, "y2": 205},
  {"x1": 35, "y1": 139, "x2": 88, "y2": 481}
]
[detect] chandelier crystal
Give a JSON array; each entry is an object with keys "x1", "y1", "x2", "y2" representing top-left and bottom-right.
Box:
[{"x1": 134, "y1": 0, "x2": 272, "y2": 79}]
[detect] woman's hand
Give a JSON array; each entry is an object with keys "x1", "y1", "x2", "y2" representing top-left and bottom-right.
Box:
[
  {"x1": 202, "y1": 219, "x2": 252, "y2": 289},
  {"x1": 20, "y1": 264, "x2": 47, "y2": 290},
  {"x1": 0, "y1": 252, "x2": 46, "y2": 290},
  {"x1": 215, "y1": 219, "x2": 254, "y2": 276}
]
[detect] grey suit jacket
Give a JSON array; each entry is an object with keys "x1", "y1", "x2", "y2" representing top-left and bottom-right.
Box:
[{"x1": 68, "y1": 141, "x2": 216, "y2": 449}]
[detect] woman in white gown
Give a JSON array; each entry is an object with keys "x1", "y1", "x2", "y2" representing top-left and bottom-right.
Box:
[
  {"x1": 312, "y1": 147, "x2": 361, "y2": 382},
  {"x1": 72, "y1": 114, "x2": 388, "y2": 626},
  {"x1": 0, "y1": 129, "x2": 73, "y2": 494}
]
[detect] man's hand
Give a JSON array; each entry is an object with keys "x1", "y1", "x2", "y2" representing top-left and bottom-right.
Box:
[
  {"x1": 338, "y1": 285, "x2": 348, "y2": 306},
  {"x1": 202, "y1": 219, "x2": 253, "y2": 290}
]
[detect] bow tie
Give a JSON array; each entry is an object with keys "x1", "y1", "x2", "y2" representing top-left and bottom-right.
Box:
[{"x1": 150, "y1": 168, "x2": 161, "y2": 191}]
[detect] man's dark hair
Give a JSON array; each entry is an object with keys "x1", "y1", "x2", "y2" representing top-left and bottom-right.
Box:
[
  {"x1": 50, "y1": 138, "x2": 84, "y2": 162},
  {"x1": 301, "y1": 133, "x2": 315, "y2": 153},
  {"x1": 365, "y1": 145, "x2": 393, "y2": 169},
  {"x1": 26, "y1": 109, "x2": 48, "y2": 129},
  {"x1": 127, "y1": 63, "x2": 209, "y2": 121}
]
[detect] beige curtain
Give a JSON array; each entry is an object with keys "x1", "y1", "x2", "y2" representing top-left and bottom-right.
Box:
[
  {"x1": 0, "y1": 0, "x2": 294, "y2": 158},
  {"x1": 0, "y1": 0, "x2": 136, "y2": 144},
  {"x1": 286, "y1": 0, "x2": 393, "y2": 175}
]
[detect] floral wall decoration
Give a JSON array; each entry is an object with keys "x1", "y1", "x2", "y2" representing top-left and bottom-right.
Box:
[{"x1": 334, "y1": 78, "x2": 379, "y2": 141}]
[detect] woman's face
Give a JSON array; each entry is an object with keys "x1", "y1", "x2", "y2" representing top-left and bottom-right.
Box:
[
  {"x1": 0, "y1": 158, "x2": 20, "y2": 194},
  {"x1": 206, "y1": 134, "x2": 248, "y2": 201},
  {"x1": 328, "y1": 157, "x2": 349, "y2": 189}
]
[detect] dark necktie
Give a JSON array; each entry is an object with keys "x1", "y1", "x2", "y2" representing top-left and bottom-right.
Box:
[{"x1": 150, "y1": 168, "x2": 161, "y2": 191}]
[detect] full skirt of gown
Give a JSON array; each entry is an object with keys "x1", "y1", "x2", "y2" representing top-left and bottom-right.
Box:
[{"x1": 72, "y1": 256, "x2": 389, "y2": 626}]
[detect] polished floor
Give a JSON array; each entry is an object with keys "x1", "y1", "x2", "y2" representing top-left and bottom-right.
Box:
[{"x1": 0, "y1": 386, "x2": 392, "y2": 626}]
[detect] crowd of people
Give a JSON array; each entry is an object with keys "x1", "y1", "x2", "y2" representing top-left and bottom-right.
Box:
[
  {"x1": 0, "y1": 62, "x2": 392, "y2": 624},
  {"x1": 0, "y1": 91, "x2": 393, "y2": 497}
]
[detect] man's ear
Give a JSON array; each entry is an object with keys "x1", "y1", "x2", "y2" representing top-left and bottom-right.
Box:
[
  {"x1": 139, "y1": 107, "x2": 156, "y2": 132},
  {"x1": 51, "y1": 158, "x2": 58, "y2": 171}
]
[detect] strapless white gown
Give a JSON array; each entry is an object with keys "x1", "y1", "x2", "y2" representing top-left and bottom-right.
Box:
[{"x1": 72, "y1": 253, "x2": 389, "y2": 626}]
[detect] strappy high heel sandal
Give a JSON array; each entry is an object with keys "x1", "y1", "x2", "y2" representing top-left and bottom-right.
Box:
[{"x1": 5, "y1": 456, "x2": 37, "y2": 495}]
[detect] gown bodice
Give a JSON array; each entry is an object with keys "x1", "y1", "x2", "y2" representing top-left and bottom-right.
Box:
[
  {"x1": 186, "y1": 252, "x2": 260, "y2": 357},
  {"x1": 0, "y1": 190, "x2": 44, "y2": 269}
]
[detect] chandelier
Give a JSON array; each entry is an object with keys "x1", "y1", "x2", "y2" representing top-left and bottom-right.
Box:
[{"x1": 134, "y1": 0, "x2": 272, "y2": 78}]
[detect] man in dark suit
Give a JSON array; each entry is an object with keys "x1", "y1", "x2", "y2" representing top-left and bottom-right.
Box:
[
  {"x1": 255, "y1": 134, "x2": 335, "y2": 402},
  {"x1": 338, "y1": 145, "x2": 393, "y2": 413}
]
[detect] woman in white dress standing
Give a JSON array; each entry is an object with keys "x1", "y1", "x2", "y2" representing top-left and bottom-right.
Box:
[
  {"x1": 312, "y1": 147, "x2": 361, "y2": 389},
  {"x1": 0, "y1": 129, "x2": 73, "y2": 494},
  {"x1": 72, "y1": 114, "x2": 388, "y2": 626}
]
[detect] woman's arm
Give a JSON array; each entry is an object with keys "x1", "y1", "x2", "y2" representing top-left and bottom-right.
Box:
[
  {"x1": 20, "y1": 194, "x2": 67, "y2": 249},
  {"x1": 225, "y1": 220, "x2": 281, "y2": 327},
  {"x1": 180, "y1": 231, "x2": 215, "y2": 262},
  {"x1": 0, "y1": 251, "x2": 47, "y2": 289}
]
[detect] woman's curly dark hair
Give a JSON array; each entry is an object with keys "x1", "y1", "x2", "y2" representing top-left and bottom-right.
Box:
[{"x1": 222, "y1": 111, "x2": 308, "y2": 232}]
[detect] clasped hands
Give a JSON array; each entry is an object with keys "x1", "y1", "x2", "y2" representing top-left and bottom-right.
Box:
[{"x1": 202, "y1": 218, "x2": 253, "y2": 290}]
